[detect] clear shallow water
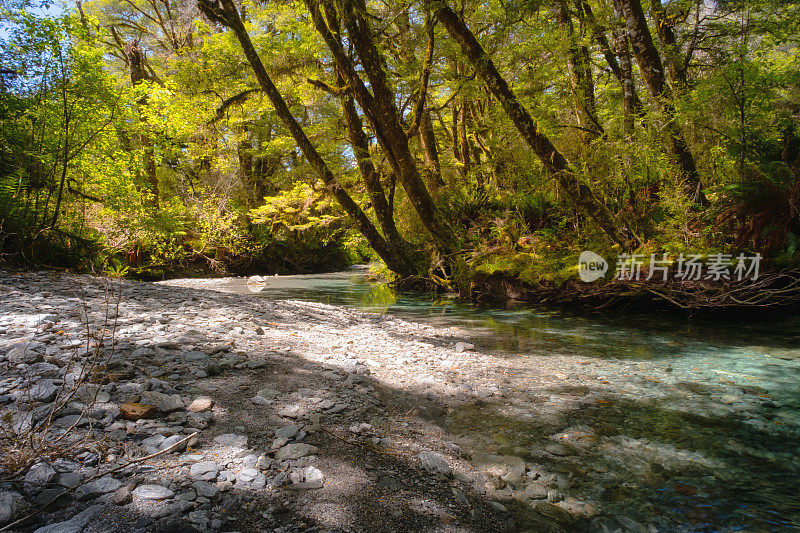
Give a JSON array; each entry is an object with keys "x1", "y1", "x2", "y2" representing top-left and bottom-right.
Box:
[
  {"x1": 226, "y1": 267, "x2": 800, "y2": 363},
  {"x1": 224, "y1": 267, "x2": 800, "y2": 531}
]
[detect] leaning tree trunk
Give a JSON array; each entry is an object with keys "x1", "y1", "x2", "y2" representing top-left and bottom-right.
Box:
[
  {"x1": 394, "y1": 8, "x2": 445, "y2": 189},
  {"x1": 555, "y1": 0, "x2": 603, "y2": 141},
  {"x1": 649, "y1": 0, "x2": 688, "y2": 92},
  {"x1": 579, "y1": 0, "x2": 643, "y2": 114},
  {"x1": 431, "y1": 0, "x2": 630, "y2": 246},
  {"x1": 610, "y1": 1, "x2": 637, "y2": 135},
  {"x1": 338, "y1": 76, "x2": 412, "y2": 254},
  {"x1": 197, "y1": 0, "x2": 414, "y2": 277},
  {"x1": 124, "y1": 41, "x2": 159, "y2": 207},
  {"x1": 615, "y1": 0, "x2": 707, "y2": 205},
  {"x1": 419, "y1": 112, "x2": 444, "y2": 188},
  {"x1": 306, "y1": 0, "x2": 459, "y2": 256}
]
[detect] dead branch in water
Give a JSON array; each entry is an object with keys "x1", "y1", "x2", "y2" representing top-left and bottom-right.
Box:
[{"x1": 470, "y1": 269, "x2": 800, "y2": 312}]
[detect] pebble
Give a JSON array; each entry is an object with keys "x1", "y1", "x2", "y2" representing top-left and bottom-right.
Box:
[
  {"x1": 417, "y1": 450, "x2": 453, "y2": 478},
  {"x1": 187, "y1": 396, "x2": 214, "y2": 412},
  {"x1": 74, "y1": 476, "x2": 122, "y2": 500},
  {"x1": 132, "y1": 484, "x2": 175, "y2": 500},
  {"x1": 274, "y1": 443, "x2": 318, "y2": 460},
  {"x1": 190, "y1": 461, "x2": 220, "y2": 481},
  {"x1": 213, "y1": 433, "x2": 248, "y2": 448}
]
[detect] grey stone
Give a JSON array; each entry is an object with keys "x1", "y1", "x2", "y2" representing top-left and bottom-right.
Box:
[
  {"x1": 30, "y1": 380, "x2": 57, "y2": 402},
  {"x1": 168, "y1": 501, "x2": 194, "y2": 516},
  {"x1": 525, "y1": 482, "x2": 548, "y2": 499},
  {"x1": 417, "y1": 450, "x2": 453, "y2": 477},
  {"x1": 275, "y1": 424, "x2": 300, "y2": 439},
  {"x1": 188, "y1": 510, "x2": 208, "y2": 527},
  {"x1": 271, "y1": 436, "x2": 290, "y2": 450},
  {"x1": 274, "y1": 443, "x2": 318, "y2": 460},
  {"x1": 256, "y1": 388, "x2": 280, "y2": 399},
  {"x1": 133, "y1": 484, "x2": 175, "y2": 500},
  {"x1": 110, "y1": 486, "x2": 132, "y2": 505},
  {"x1": 53, "y1": 415, "x2": 87, "y2": 428},
  {"x1": 140, "y1": 391, "x2": 184, "y2": 413},
  {"x1": 240, "y1": 454, "x2": 259, "y2": 468},
  {"x1": 6, "y1": 344, "x2": 42, "y2": 364},
  {"x1": 277, "y1": 404, "x2": 303, "y2": 418},
  {"x1": 175, "y1": 491, "x2": 196, "y2": 502},
  {"x1": 452, "y1": 487, "x2": 468, "y2": 504},
  {"x1": 500, "y1": 456, "x2": 526, "y2": 487},
  {"x1": 33, "y1": 504, "x2": 104, "y2": 533},
  {"x1": 31, "y1": 487, "x2": 70, "y2": 510},
  {"x1": 159, "y1": 434, "x2": 187, "y2": 452},
  {"x1": 236, "y1": 467, "x2": 259, "y2": 483},
  {"x1": 74, "y1": 475, "x2": 122, "y2": 500},
  {"x1": 545, "y1": 442, "x2": 577, "y2": 457},
  {"x1": 190, "y1": 461, "x2": 219, "y2": 481},
  {"x1": 212, "y1": 433, "x2": 248, "y2": 448},
  {"x1": 250, "y1": 395, "x2": 272, "y2": 406},
  {"x1": 184, "y1": 351, "x2": 209, "y2": 362},
  {"x1": 24, "y1": 462, "x2": 57, "y2": 494},
  {"x1": 58, "y1": 473, "x2": 83, "y2": 489},
  {"x1": 192, "y1": 481, "x2": 218, "y2": 498},
  {"x1": 302, "y1": 465, "x2": 324, "y2": 483},
  {"x1": 0, "y1": 490, "x2": 28, "y2": 527},
  {"x1": 142, "y1": 434, "x2": 166, "y2": 448}
]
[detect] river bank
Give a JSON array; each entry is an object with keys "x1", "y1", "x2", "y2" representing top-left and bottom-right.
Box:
[{"x1": 1, "y1": 271, "x2": 799, "y2": 532}]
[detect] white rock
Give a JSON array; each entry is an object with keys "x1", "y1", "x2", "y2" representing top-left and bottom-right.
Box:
[{"x1": 133, "y1": 484, "x2": 175, "y2": 500}]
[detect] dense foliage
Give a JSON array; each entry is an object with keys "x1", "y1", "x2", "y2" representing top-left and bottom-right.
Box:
[{"x1": 1, "y1": 0, "x2": 798, "y2": 287}]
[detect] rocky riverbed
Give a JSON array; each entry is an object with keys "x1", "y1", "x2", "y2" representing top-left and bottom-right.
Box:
[{"x1": 1, "y1": 271, "x2": 799, "y2": 532}]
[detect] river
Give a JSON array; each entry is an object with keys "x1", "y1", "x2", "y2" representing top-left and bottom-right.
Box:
[{"x1": 219, "y1": 266, "x2": 800, "y2": 531}]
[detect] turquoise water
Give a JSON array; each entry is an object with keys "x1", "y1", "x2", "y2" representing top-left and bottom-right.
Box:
[
  {"x1": 224, "y1": 268, "x2": 800, "y2": 531},
  {"x1": 227, "y1": 268, "x2": 800, "y2": 362}
]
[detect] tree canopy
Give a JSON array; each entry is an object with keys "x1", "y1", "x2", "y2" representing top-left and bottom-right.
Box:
[{"x1": 1, "y1": 0, "x2": 798, "y2": 287}]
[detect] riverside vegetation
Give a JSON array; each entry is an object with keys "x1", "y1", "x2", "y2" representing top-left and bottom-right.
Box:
[{"x1": 0, "y1": 0, "x2": 799, "y2": 305}]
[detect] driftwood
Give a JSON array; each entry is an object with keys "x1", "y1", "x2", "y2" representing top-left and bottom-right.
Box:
[{"x1": 469, "y1": 269, "x2": 800, "y2": 312}]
